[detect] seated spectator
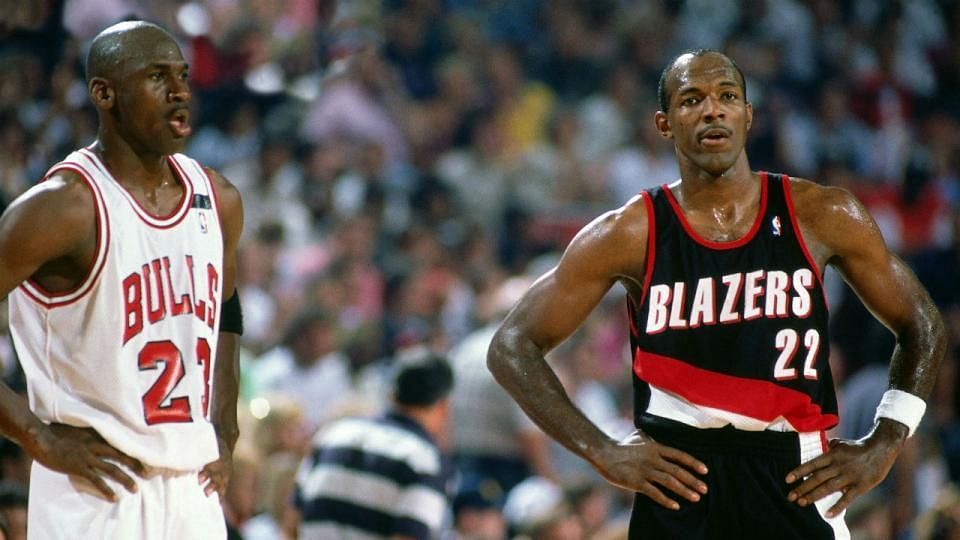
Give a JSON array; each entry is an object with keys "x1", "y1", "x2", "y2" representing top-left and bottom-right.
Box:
[
  {"x1": 250, "y1": 308, "x2": 353, "y2": 430},
  {"x1": 502, "y1": 476, "x2": 582, "y2": 540},
  {"x1": 452, "y1": 480, "x2": 506, "y2": 540},
  {"x1": 450, "y1": 275, "x2": 557, "y2": 499},
  {"x1": 0, "y1": 482, "x2": 26, "y2": 540}
]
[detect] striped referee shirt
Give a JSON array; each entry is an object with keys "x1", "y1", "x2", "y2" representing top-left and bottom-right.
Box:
[{"x1": 294, "y1": 411, "x2": 451, "y2": 539}]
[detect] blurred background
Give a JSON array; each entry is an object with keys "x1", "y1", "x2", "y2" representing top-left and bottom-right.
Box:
[{"x1": 0, "y1": 0, "x2": 959, "y2": 539}]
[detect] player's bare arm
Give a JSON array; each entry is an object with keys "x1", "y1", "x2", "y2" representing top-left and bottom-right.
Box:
[
  {"x1": 198, "y1": 168, "x2": 244, "y2": 497},
  {"x1": 0, "y1": 172, "x2": 145, "y2": 500},
  {"x1": 488, "y1": 195, "x2": 708, "y2": 510},
  {"x1": 784, "y1": 179, "x2": 946, "y2": 517}
]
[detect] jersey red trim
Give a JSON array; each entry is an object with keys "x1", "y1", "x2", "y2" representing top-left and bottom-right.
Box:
[
  {"x1": 633, "y1": 348, "x2": 838, "y2": 432},
  {"x1": 626, "y1": 297, "x2": 639, "y2": 339},
  {"x1": 78, "y1": 149, "x2": 193, "y2": 229},
  {"x1": 781, "y1": 175, "x2": 827, "y2": 294},
  {"x1": 661, "y1": 172, "x2": 769, "y2": 251},
  {"x1": 638, "y1": 190, "x2": 657, "y2": 308},
  {"x1": 18, "y1": 163, "x2": 111, "y2": 308},
  {"x1": 199, "y1": 163, "x2": 223, "y2": 234}
]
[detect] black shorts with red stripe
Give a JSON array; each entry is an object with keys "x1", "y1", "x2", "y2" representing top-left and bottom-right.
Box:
[{"x1": 628, "y1": 414, "x2": 843, "y2": 540}]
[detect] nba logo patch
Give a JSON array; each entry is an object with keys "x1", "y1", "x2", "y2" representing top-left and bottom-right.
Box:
[
  {"x1": 199, "y1": 212, "x2": 208, "y2": 234},
  {"x1": 771, "y1": 216, "x2": 782, "y2": 236}
]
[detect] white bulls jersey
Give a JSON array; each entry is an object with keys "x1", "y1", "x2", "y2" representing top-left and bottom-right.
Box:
[{"x1": 9, "y1": 147, "x2": 223, "y2": 471}]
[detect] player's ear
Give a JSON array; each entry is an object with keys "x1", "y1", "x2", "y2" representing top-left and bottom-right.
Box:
[
  {"x1": 745, "y1": 101, "x2": 753, "y2": 132},
  {"x1": 655, "y1": 111, "x2": 672, "y2": 139},
  {"x1": 89, "y1": 78, "x2": 115, "y2": 109}
]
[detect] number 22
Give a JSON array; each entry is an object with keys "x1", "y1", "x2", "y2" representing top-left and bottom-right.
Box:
[
  {"x1": 773, "y1": 329, "x2": 820, "y2": 380},
  {"x1": 138, "y1": 339, "x2": 212, "y2": 425}
]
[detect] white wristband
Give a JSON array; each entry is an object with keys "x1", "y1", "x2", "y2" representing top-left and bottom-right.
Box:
[{"x1": 874, "y1": 389, "x2": 926, "y2": 438}]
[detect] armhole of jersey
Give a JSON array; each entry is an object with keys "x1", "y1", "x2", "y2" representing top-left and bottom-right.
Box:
[
  {"x1": 173, "y1": 155, "x2": 223, "y2": 232},
  {"x1": 199, "y1": 163, "x2": 224, "y2": 232},
  {"x1": 637, "y1": 190, "x2": 657, "y2": 308},
  {"x1": 781, "y1": 175, "x2": 827, "y2": 293},
  {"x1": 19, "y1": 164, "x2": 110, "y2": 308},
  {"x1": 626, "y1": 296, "x2": 639, "y2": 341}
]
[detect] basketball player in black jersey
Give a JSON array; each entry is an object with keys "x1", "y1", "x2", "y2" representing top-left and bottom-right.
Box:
[{"x1": 487, "y1": 49, "x2": 945, "y2": 539}]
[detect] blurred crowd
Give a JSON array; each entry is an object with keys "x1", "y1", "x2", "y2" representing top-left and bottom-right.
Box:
[{"x1": 1, "y1": 0, "x2": 960, "y2": 538}]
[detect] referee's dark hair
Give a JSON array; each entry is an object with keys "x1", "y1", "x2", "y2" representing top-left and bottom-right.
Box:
[{"x1": 393, "y1": 355, "x2": 454, "y2": 407}]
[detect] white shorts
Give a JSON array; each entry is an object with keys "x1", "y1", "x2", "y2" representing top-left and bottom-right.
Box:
[{"x1": 27, "y1": 461, "x2": 226, "y2": 540}]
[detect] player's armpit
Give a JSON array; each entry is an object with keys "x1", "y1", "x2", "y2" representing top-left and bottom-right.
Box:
[
  {"x1": 502, "y1": 197, "x2": 650, "y2": 354},
  {"x1": 0, "y1": 172, "x2": 97, "y2": 298},
  {"x1": 793, "y1": 180, "x2": 946, "y2": 398},
  {"x1": 203, "y1": 166, "x2": 243, "y2": 299}
]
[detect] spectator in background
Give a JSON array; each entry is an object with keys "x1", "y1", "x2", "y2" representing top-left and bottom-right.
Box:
[
  {"x1": 186, "y1": 99, "x2": 261, "y2": 170},
  {"x1": 450, "y1": 275, "x2": 557, "y2": 498},
  {"x1": 0, "y1": 440, "x2": 29, "y2": 491},
  {"x1": 501, "y1": 475, "x2": 583, "y2": 540},
  {"x1": 300, "y1": 39, "x2": 410, "y2": 168},
  {"x1": 451, "y1": 481, "x2": 507, "y2": 540},
  {"x1": 913, "y1": 484, "x2": 960, "y2": 540},
  {"x1": 0, "y1": 481, "x2": 27, "y2": 540},
  {"x1": 435, "y1": 114, "x2": 512, "y2": 233},
  {"x1": 223, "y1": 446, "x2": 262, "y2": 540},
  {"x1": 484, "y1": 44, "x2": 555, "y2": 162},
  {"x1": 813, "y1": 81, "x2": 876, "y2": 178},
  {"x1": 293, "y1": 355, "x2": 455, "y2": 540},
  {"x1": 225, "y1": 135, "x2": 313, "y2": 249},
  {"x1": 250, "y1": 307, "x2": 353, "y2": 430}
]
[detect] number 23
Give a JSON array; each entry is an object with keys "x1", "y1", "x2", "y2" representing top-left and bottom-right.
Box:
[{"x1": 138, "y1": 339, "x2": 212, "y2": 425}]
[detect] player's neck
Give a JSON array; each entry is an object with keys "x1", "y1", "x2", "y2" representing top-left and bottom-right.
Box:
[
  {"x1": 92, "y1": 132, "x2": 172, "y2": 189},
  {"x1": 674, "y1": 152, "x2": 754, "y2": 205}
]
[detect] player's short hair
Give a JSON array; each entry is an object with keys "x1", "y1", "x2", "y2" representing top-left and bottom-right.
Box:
[
  {"x1": 86, "y1": 20, "x2": 175, "y2": 82},
  {"x1": 657, "y1": 48, "x2": 747, "y2": 113}
]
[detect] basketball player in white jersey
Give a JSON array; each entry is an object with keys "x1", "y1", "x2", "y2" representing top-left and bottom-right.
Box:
[{"x1": 0, "y1": 21, "x2": 243, "y2": 538}]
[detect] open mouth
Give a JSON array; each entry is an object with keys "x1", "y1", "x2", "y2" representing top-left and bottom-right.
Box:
[
  {"x1": 169, "y1": 109, "x2": 192, "y2": 138},
  {"x1": 699, "y1": 127, "x2": 731, "y2": 146}
]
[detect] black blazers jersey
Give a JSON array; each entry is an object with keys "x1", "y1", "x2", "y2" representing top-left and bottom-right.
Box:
[{"x1": 628, "y1": 172, "x2": 838, "y2": 434}]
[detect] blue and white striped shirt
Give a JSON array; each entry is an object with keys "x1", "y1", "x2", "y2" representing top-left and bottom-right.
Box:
[{"x1": 294, "y1": 411, "x2": 451, "y2": 539}]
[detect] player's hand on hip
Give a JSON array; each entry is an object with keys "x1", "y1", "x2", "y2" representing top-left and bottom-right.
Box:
[
  {"x1": 785, "y1": 421, "x2": 906, "y2": 518},
  {"x1": 198, "y1": 436, "x2": 232, "y2": 498},
  {"x1": 593, "y1": 429, "x2": 709, "y2": 510},
  {"x1": 34, "y1": 423, "x2": 145, "y2": 501}
]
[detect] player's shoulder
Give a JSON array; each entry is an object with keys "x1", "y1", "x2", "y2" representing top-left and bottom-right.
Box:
[
  {"x1": 786, "y1": 176, "x2": 878, "y2": 254},
  {"x1": 582, "y1": 191, "x2": 652, "y2": 241},
  {"x1": 561, "y1": 192, "x2": 651, "y2": 279},
  {"x1": 21, "y1": 168, "x2": 97, "y2": 217},
  {"x1": 0, "y1": 168, "x2": 98, "y2": 251},
  {"x1": 786, "y1": 176, "x2": 865, "y2": 222}
]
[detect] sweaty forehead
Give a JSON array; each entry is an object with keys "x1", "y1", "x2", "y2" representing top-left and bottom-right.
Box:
[
  {"x1": 668, "y1": 54, "x2": 740, "y2": 93},
  {"x1": 120, "y1": 32, "x2": 184, "y2": 72},
  {"x1": 89, "y1": 24, "x2": 185, "y2": 82}
]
